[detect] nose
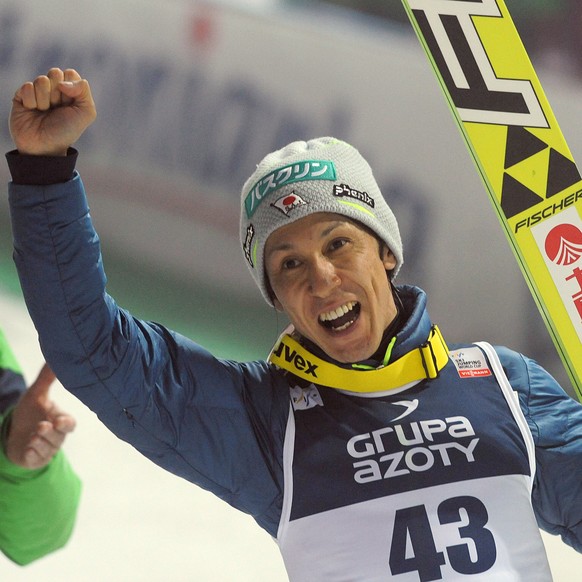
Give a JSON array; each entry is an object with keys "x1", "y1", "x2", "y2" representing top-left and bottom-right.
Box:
[{"x1": 308, "y1": 256, "x2": 340, "y2": 297}]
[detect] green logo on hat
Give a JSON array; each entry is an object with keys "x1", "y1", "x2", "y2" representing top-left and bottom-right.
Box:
[{"x1": 244, "y1": 160, "x2": 336, "y2": 218}]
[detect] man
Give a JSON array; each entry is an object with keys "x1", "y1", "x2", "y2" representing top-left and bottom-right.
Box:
[
  {"x1": 6, "y1": 67, "x2": 582, "y2": 581},
  {"x1": 0, "y1": 327, "x2": 81, "y2": 565}
]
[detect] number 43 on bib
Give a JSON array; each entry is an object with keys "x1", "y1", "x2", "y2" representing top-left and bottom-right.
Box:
[{"x1": 400, "y1": 0, "x2": 582, "y2": 398}]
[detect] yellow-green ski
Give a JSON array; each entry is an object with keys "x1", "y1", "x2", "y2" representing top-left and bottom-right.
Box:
[{"x1": 401, "y1": 0, "x2": 582, "y2": 398}]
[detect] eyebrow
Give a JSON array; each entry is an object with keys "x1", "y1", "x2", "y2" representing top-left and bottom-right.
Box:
[{"x1": 266, "y1": 221, "x2": 347, "y2": 254}]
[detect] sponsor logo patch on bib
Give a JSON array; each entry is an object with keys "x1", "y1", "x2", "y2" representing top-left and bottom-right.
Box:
[
  {"x1": 290, "y1": 384, "x2": 323, "y2": 411},
  {"x1": 449, "y1": 348, "x2": 492, "y2": 378}
]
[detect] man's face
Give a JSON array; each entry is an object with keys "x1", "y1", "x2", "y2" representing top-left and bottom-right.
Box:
[{"x1": 264, "y1": 212, "x2": 398, "y2": 363}]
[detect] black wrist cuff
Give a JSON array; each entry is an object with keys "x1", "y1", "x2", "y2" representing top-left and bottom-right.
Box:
[{"x1": 5, "y1": 148, "x2": 78, "y2": 185}]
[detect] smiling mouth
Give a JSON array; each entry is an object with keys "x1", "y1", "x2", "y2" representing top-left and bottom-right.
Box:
[{"x1": 319, "y1": 301, "x2": 361, "y2": 332}]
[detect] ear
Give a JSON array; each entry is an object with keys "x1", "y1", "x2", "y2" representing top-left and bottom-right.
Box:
[
  {"x1": 381, "y1": 246, "x2": 397, "y2": 271},
  {"x1": 272, "y1": 296, "x2": 284, "y2": 312},
  {"x1": 265, "y1": 276, "x2": 284, "y2": 311}
]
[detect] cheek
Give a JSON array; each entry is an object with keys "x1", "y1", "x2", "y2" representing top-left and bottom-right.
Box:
[
  {"x1": 365, "y1": 265, "x2": 392, "y2": 300},
  {"x1": 274, "y1": 291, "x2": 310, "y2": 329},
  {"x1": 269, "y1": 279, "x2": 296, "y2": 314},
  {"x1": 270, "y1": 271, "x2": 304, "y2": 301}
]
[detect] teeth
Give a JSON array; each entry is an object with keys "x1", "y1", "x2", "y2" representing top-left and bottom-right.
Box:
[
  {"x1": 334, "y1": 321, "x2": 352, "y2": 332},
  {"x1": 320, "y1": 301, "x2": 357, "y2": 322}
]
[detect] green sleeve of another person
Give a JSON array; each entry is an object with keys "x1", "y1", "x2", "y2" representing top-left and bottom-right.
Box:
[
  {"x1": 0, "y1": 411, "x2": 82, "y2": 565},
  {"x1": 0, "y1": 329, "x2": 82, "y2": 565}
]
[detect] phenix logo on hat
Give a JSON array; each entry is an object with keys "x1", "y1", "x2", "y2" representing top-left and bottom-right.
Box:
[{"x1": 239, "y1": 137, "x2": 403, "y2": 305}]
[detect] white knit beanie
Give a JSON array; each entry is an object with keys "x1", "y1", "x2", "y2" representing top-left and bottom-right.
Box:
[{"x1": 240, "y1": 137, "x2": 403, "y2": 305}]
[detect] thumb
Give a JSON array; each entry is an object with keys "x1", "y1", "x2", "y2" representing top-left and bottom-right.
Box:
[{"x1": 26, "y1": 363, "x2": 57, "y2": 400}]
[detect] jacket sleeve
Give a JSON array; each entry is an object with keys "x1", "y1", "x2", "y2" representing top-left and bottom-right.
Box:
[
  {"x1": 0, "y1": 329, "x2": 81, "y2": 565},
  {"x1": 498, "y1": 345, "x2": 582, "y2": 553},
  {"x1": 8, "y1": 172, "x2": 285, "y2": 533}
]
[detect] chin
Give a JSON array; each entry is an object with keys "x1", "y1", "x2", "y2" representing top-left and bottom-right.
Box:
[
  {"x1": 327, "y1": 344, "x2": 374, "y2": 365},
  {"x1": 307, "y1": 327, "x2": 376, "y2": 363}
]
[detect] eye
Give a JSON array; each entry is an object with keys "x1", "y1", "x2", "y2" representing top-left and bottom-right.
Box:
[
  {"x1": 328, "y1": 237, "x2": 349, "y2": 252},
  {"x1": 282, "y1": 257, "x2": 301, "y2": 270}
]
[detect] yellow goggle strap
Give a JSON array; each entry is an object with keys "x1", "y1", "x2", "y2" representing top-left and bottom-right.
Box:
[{"x1": 268, "y1": 325, "x2": 449, "y2": 394}]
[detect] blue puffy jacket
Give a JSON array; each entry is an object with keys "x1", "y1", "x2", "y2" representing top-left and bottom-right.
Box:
[{"x1": 7, "y1": 156, "x2": 582, "y2": 552}]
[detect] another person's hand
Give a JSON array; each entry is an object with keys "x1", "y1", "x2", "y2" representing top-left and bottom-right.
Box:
[
  {"x1": 10, "y1": 67, "x2": 96, "y2": 156},
  {"x1": 5, "y1": 364, "x2": 76, "y2": 470}
]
